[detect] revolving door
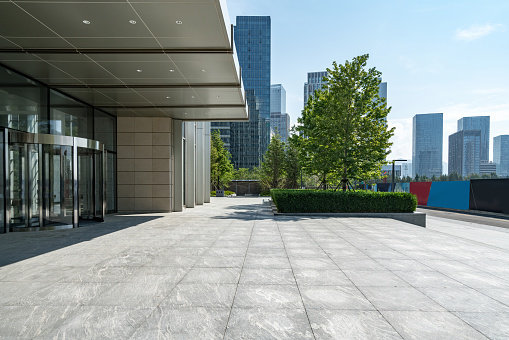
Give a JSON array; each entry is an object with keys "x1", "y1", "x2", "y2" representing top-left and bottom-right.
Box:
[{"x1": 5, "y1": 130, "x2": 105, "y2": 231}]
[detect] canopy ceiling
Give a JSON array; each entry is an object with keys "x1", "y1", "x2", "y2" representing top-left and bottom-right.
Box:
[{"x1": 0, "y1": 0, "x2": 248, "y2": 121}]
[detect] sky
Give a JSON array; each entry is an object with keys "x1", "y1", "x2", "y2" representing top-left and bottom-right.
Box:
[{"x1": 226, "y1": 0, "x2": 509, "y2": 164}]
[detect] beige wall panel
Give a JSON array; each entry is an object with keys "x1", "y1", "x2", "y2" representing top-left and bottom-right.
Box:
[
  {"x1": 135, "y1": 197, "x2": 152, "y2": 211},
  {"x1": 153, "y1": 133, "x2": 171, "y2": 146},
  {"x1": 117, "y1": 145, "x2": 135, "y2": 159},
  {"x1": 135, "y1": 185, "x2": 153, "y2": 198},
  {"x1": 135, "y1": 133, "x2": 153, "y2": 146},
  {"x1": 135, "y1": 159, "x2": 152, "y2": 172},
  {"x1": 117, "y1": 133, "x2": 135, "y2": 146},
  {"x1": 117, "y1": 117, "x2": 135, "y2": 133},
  {"x1": 135, "y1": 172, "x2": 153, "y2": 185},
  {"x1": 153, "y1": 158, "x2": 170, "y2": 172},
  {"x1": 153, "y1": 118, "x2": 171, "y2": 133},
  {"x1": 153, "y1": 172, "x2": 170, "y2": 185},
  {"x1": 118, "y1": 197, "x2": 135, "y2": 211},
  {"x1": 134, "y1": 145, "x2": 153, "y2": 159},
  {"x1": 134, "y1": 117, "x2": 152, "y2": 132},
  {"x1": 117, "y1": 185, "x2": 135, "y2": 198},
  {"x1": 152, "y1": 145, "x2": 171, "y2": 159},
  {"x1": 152, "y1": 185, "x2": 170, "y2": 198},
  {"x1": 153, "y1": 197, "x2": 171, "y2": 211},
  {"x1": 117, "y1": 159, "x2": 135, "y2": 172},
  {"x1": 117, "y1": 171, "x2": 135, "y2": 185}
]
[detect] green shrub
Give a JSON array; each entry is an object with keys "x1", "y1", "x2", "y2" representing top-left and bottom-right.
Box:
[
  {"x1": 211, "y1": 190, "x2": 235, "y2": 197},
  {"x1": 270, "y1": 189, "x2": 417, "y2": 213},
  {"x1": 260, "y1": 191, "x2": 271, "y2": 197}
]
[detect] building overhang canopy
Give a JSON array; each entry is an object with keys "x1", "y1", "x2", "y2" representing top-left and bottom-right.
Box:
[{"x1": 0, "y1": 0, "x2": 248, "y2": 121}]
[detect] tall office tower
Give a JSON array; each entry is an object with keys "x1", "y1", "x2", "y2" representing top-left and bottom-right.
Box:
[
  {"x1": 448, "y1": 130, "x2": 481, "y2": 177},
  {"x1": 494, "y1": 135, "x2": 509, "y2": 176},
  {"x1": 271, "y1": 84, "x2": 286, "y2": 114},
  {"x1": 270, "y1": 84, "x2": 290, "y2": 142},
  {"x1": 412, "y1": 113, "x2": 443, "y2": 178},
  {"x1": 457, "y1": 116, "x2": 490, "y2": 162},
  {"x1": 225, "y1": 16, "x2": 271, "y2": 169},
  {"x1": 303, "y1": 71, "x2": 328, "y2": 108}
]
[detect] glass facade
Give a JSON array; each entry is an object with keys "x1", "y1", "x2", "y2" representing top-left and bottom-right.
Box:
[
  {"x1": 448, "y1": 130, "x2": 481, "y2": 177},
  {"x1": 214, "y1": 16, "x2": 271, "y2": 169},
  {"x1": 494, "y1": 135, "x2": 509, "y2": 177},
  {"x1": 303, "y1": 71, "x2": 328, "y2": 108},
  {"x1": 458, "y1": 116, "x2": 490, "y2": 162},
  {"x1": 0, "y1": 64, "x2": 116, "y2": 232},
  {"x1": 412, "y1": 113, "x2": 443, "y2": 178}
]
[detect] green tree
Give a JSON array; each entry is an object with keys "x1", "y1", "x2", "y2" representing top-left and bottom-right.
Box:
[
  {"x1": 210, "y1": 130, "x2": 234, "y2": 190},
  {"x1": 260, "y1": 134, "x2": 286, "y2": 190},
  {"x1": 284, "y1": 142, "x2": 300, "y2": 189},
  {"x1": 295, "y1": 54, "x2": 395, "y2": 190}
]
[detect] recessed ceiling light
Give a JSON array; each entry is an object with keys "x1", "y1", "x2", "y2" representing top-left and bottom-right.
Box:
[
  {"x1": 201, "y1": 69, "x2": 206, "y2": 72},
  {"x1": 205, "y1": 112, "x2": 209, "y2": 115},
  {"x1": 225, "y1": 112, "x2": 228, "y2": 115},
  {"x1": 166, "y1": 96, "x2": 171, "y2": 99},
  {"x1": 136, "y1": 69, "x2": 142, "y2": 72},
  {"x1": 82, "y1": 20, "x2": 91, "y2": 25},
  {"x1": 176, "y1": 20, "x2": 183, "y2": 25},
  {"x1": 191, "y1": 96, "x2": 195, "y2": 99},
  {"x1": 129, "y1": 20, "x2": 137, "y2": 24},
  {"x1": 216, "y1": 95, "x2": 220, "y2": 98},
  {"x1": 169, "y1": 69, "x2": 175, "y2": 72},
  {"x1": 184, "y1": 112, "x2": 188, "y2": 115}
]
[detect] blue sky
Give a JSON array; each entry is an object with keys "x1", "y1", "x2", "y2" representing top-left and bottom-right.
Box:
[{"x1": 227, "y1": 0, "x2": 509, "y2": 163}]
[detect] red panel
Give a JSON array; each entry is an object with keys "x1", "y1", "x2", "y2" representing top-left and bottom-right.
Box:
[{"x1": 410, "y1": 182, "x2": 432, "y2": 206}]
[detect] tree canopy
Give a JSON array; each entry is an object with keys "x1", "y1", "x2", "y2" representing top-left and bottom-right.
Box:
[
  {"x1": 210, "y1": 130, "x2": 234, "y2": 190},
  {"x1": 293, "y1": 54, "x2": 395, "y2": 190}
]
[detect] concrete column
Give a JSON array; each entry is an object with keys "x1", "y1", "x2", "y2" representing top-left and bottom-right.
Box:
[
  {"x1": 204, "y1": 122, "x2": 211, "y2": 203},
  {"x1": 173, "y1": 120, "x2": 183, "y2": 212},
  {"x1": 185, "y1": 122, "x2": 196, "y2": 208},
  {"x1": 195, "y1": 122, "x2": 204, "y2": 205}
]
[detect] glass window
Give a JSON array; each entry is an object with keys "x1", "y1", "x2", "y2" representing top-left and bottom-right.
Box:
[
  {"x1": 50, "y1": 90, "x2": 92, "y2": 139},
  {"x1": 0, "y1": 66, "x2": 48, "y2": 134},
  {"x1": 107, "y1": 152, "x2": 116, "y2": 213},
  {"x1": 94, "y1": 109, "x2": 116, "y2": 152}
]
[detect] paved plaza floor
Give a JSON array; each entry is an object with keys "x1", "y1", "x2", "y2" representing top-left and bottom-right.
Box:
[{"x1": 1, "y1": 197, "x2": 509, "y2": 339}]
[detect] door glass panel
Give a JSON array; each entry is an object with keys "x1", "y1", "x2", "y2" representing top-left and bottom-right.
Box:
[
  {"x1": 78, "y1": 148, "x2": 94, "y2": 220},
  {"x1": 27, "y1": 144, "x2": 39, "y2": 227},
  {"x1": 0, "y1": 130, "x2": 4, "y2": 233},
  {"x1": 94, "y1": 151, "x2": 103, "y2": 219},
  {"x1": 9, "y1": 144, "x2": 26, "y2": 228},
  {"x1": 43, "y1": 145, "x2": 73, "y2": 227}
]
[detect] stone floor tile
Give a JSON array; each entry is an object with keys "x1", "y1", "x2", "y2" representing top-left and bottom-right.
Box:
[
  {"x1": 289, "y1": 257, "x2": 339, "y2": 270},
  {"x1": 344, "y1": 270, "x2": 409, "y2": 287},
  {"x1": 179, "y1": 267, "x2": 241, "y2": 284},
  {"x1": 419, "y1": 287, "x2": 509, "y2": 313},
  {"x1": 293, "y1": 268, "x2": 352, "y2": 286},
  {"x1": 300, "y1": 285, "x2": 375, "y2": 310},
  {"x1": 224, "y1": 308, "x2": 314, "y2": 340},
  {"x1": 307, "y1": 309, "x2": 403, "y2": 340},
  {"x1": 374, "y1": 259, "x2": 433, "y2": 272},
  {"x1": 393, "y1": 270, "x2": 466, "y2": 288},
  {"x1": 453, "y1": 312, "x2": 509, "y2": 340},
  {"x1": 194, "y1": 256, "x2": 245, "y2": 268},
  {"x1": 381, "y1": 311, "x2": 488, "y2": 340},
  {"x1": 233, "y1": 284, "x2": 303, "y2": 309},
  {"x1": 244, "y1": 256, "x2": 291, "y2": 269},
  {"x1": 358, "y1": 286, "x2": 446, "y2": 311},
  {"x1": 160, "y1": 283, "x2": 237, "y2": 308},
  {"x1": 239, "y1": 268, "x2": 296, "y2": 285}
]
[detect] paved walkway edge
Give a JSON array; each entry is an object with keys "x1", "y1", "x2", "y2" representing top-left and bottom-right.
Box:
[{"x1": 268, "y1": 200, "x2": 426, "y2": 228}]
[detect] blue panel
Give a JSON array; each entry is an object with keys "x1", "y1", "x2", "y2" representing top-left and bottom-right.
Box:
[{"x1": 427, "y1": 181, "x2": 470, "y2": 210}]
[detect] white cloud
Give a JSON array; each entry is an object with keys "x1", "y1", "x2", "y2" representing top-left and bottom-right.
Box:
[{"x1": 455, "y1": 23, "x2": 504, "y2": 41}]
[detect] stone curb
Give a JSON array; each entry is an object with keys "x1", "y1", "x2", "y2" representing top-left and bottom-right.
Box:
[{"x1": 267, "y1": 200, "x2": 426, "y2": 228}]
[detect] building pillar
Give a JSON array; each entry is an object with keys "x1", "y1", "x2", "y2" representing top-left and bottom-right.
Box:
[
  {"x1": 195, "y1": 122, "x2": 205, "y2": 205},
  {"x1": 185, "y1": 122, "x2": 196, "y2": 208},
  {"x1": 204, "y1": 122, "x2": 211, "y2": 203},
  {"x1": 173, "y1": 120, "x2": 183, "y2": 212}
]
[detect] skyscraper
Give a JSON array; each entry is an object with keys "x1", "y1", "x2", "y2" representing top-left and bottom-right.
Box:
[
  {"x1": 270, "y1": 84, "x2": 290, "y2": 142},
  {"x1": 303, "y1": 71, "x2": 327, "y2": 108},
  {"x1": 412, "y1": 113, "x2": 443, "y2": 178},
  {"x1": 448, "y1": 130, "x2": 481, "y2": 177},
  {"x1": 457, "y1": 116, "x2": 490, "y2": 162},
  {"x1": 213, "y1": 16, "x2": 271, "y2": 169},
  {"x1": 494, "y1": 135, "x2": 509, "y2": 177}
]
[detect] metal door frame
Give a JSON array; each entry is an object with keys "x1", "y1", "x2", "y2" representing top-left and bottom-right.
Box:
[{"x1": 4, "y1": 129, "x2": 104, "y2": 232}]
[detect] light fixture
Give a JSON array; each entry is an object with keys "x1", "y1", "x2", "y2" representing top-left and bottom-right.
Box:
[
  {"x1": 184, "y1": 112, "x2": 188, "y2": 115},
  {"x1": 205, "y1": 112, "x2": 209, "y2": 115},
  {"x1": 166, "y1": 96, "x2": 171, "y2": 99},
  {"x1": 225, "y1": 112, "x2": 228, "y2": 115},
  {"x1": 176, "y1": 20, "x2": 183, "y2": 25},
  {"x1": 129, "y1": 20, "x2": 137, "y2": 24},
  {"x1": 82, "y1": 20, "x2": 91, "y2": 25},
  {"x1": 169, "y1": 69, "x2": 175, "y2": 72},
  {"x1": 191, "y1": 96, "x2": 195, "y2": 99},
  {"x1": 136, "y1": 69, "x2": 142, "y2": 72},
  {"x1": 201, "y1": 69, "x2": 206, "y2": 72},
  {"x1": 216, "y1": 95, "x2": 220, "y2": 98}
]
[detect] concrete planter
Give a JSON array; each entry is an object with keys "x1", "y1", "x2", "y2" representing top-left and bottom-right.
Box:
[{"x1": 269, "y1": 200, "x2": 426, "y2": 228}]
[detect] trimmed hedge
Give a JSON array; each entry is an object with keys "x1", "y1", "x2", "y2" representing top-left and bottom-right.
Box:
[
  {"x1": 271, "y1": 189, "x2": 417, "y2": 213},
  {"x1": 211, "y1": 190, "x2": 235, "y2": 197}
]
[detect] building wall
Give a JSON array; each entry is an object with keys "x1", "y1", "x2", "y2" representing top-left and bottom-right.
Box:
[
  {"x1": 412, "y1": 113, "x2": 443, "y2": 178},
  {"x1": 304, "y1": 71, "x2": 328, "y2": 108},
  {"x1": 117, "y1": 117, "x2": 173, "y2": 212},
  {"x1": 458, "y1": 116, "x2": 490, "y2": 162},
  {"x1": 494, "y1": 135, "x2": 509, "y2": 177},
  {"x1": 228, "y1": 16, "x2": 271, "y2": 169},
  {"x1": 448, "y1": 130, "x2": 481, "y2": 177}
]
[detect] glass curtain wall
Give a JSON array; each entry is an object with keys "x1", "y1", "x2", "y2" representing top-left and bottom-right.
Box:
[{"x1": 0, "y1": 64, "x2": 117, "y2": 232}]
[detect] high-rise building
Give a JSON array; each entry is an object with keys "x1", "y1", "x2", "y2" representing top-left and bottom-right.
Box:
[
  {"x1": 480, "y1": 161, "x2": 497, "y2": 175},
  {"x1": 457, "y1": 116, "x2": 490, "y2": 162},
  {"x1": 270, "y1": 84, "x2": 290, "y2": 143},
  {"x1": 412, "y1": 113, "x2": 443, "y2": 178},
  {"x1": 401, "y1": 163, "x2": 413, "y2": 178},
  {"x1": 218, "y1": 16, "x2": 271, "y2": 169},
  {"x1": 304, "y1": 71, "x2": 328, "y2": 108},
  {"x1": 448, "y1": 130, "x2": 481, "y2": 177},
  {"x1": 494, "y1": 135, "x2": 509, "y2": 177},
  {"x1": 271, "y1": 84, "x2": 286, "y2": 114}
]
